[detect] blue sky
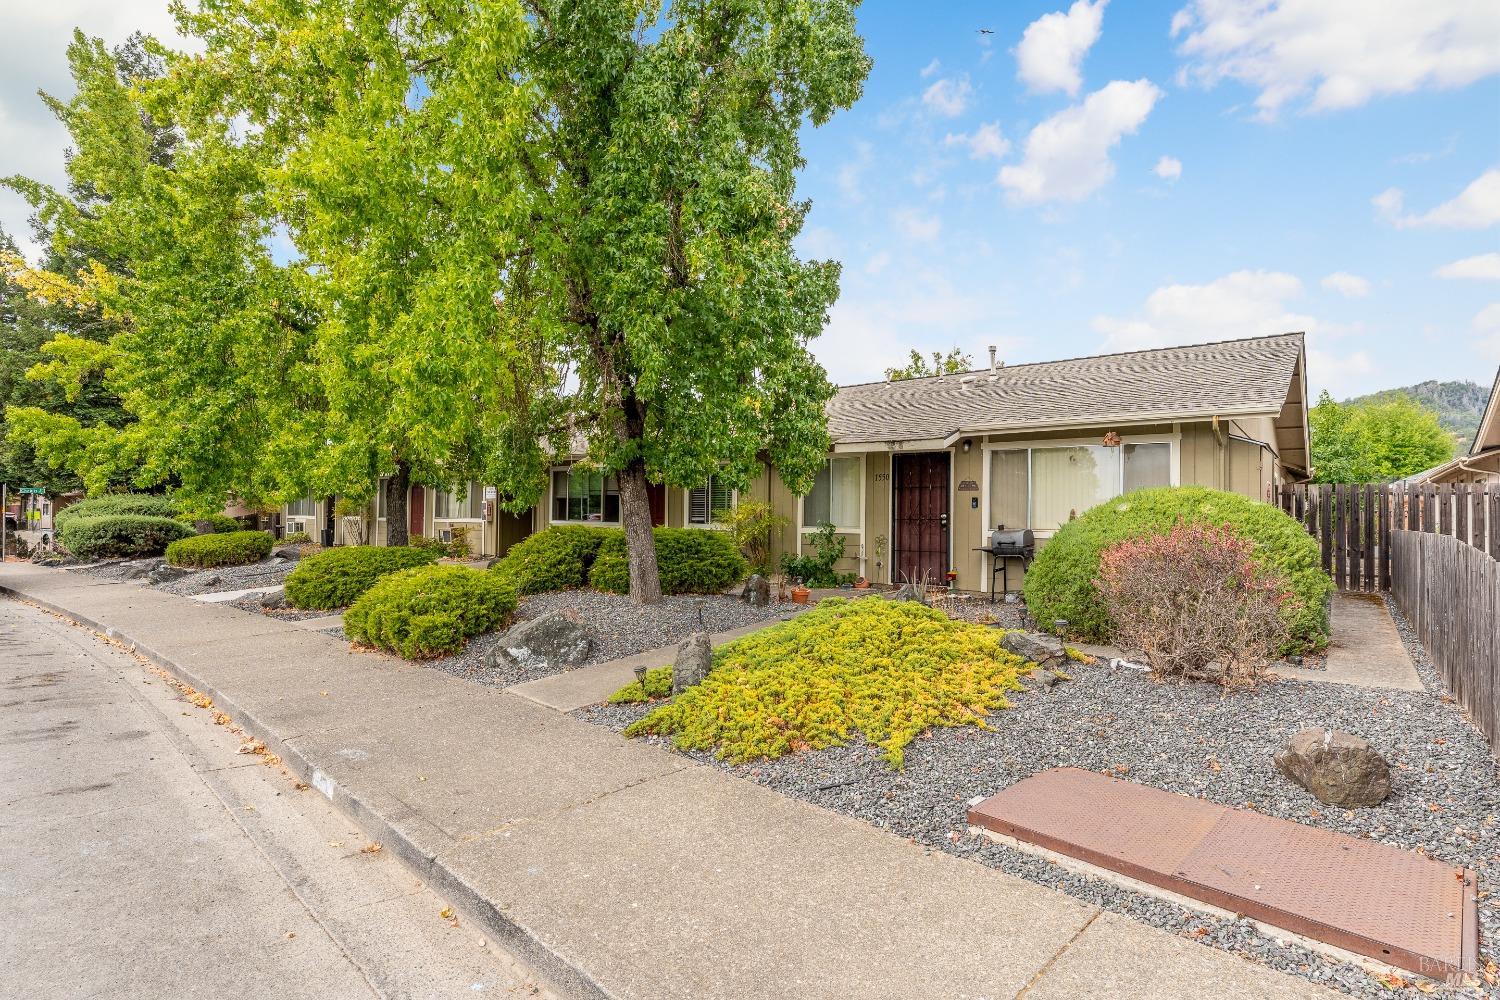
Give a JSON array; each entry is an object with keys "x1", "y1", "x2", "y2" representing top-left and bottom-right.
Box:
[
  {"x1": 3, "y1": 2, "x2": 1497, "y2": 398},
  {"x1": 790, "y1": 2, "x2": 1500, "y2": 397}
]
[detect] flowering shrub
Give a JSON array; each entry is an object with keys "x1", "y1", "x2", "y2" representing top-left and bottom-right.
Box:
[
  {"x1": 621, "y1": 597, "x2": 1027, "y2": 767},
  {"x1": 1094, "y1": 522, "x2": 1290, "y2": 688}
]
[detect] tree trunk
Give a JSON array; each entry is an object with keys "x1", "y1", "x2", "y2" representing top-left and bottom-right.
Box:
[
  {"x1": 617, "y1": 458, "x2": 662, "y2": 605},
  {"x1": 385, "y1": 461, "x2": 410, "y2": 547}
]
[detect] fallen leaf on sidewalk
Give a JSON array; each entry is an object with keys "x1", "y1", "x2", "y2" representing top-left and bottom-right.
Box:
[
  {"x1": 439, "y1": 907, "x2": 454, "y2": 920},
  {"x1": 328, "y1": 841, "x2": 344, "y2": 848},
  {"x1": 360, "y1": 843, "x2": 382, "y2": 855}
]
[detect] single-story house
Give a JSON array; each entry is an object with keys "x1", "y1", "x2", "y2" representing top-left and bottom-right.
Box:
[
  {"x1": 283, "y1": 331, "x2": 1312, "y2": 593},
  {"x1": 1407, "y1": 367, "x2": 1500, "y2": 485}
]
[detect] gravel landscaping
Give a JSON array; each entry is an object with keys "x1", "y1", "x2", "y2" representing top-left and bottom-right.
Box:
[
  {"x1": 424, "y1": 589, "x2": 795, "y2": 688},
  {"x1": 67, "y1": 552, "x2": 302, "y2": 597},
  {"x1": 579, "y1": 614, "x2": 1497, "y2": 998}
]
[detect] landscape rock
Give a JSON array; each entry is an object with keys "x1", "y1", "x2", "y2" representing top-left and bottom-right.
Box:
[
  {"x1": 999, "y1": 630, "x2": 1067, "y2": 670},
  {"x1": 260, "y1": 591, "x2": 286, "y2": 610},
  {"x1": 672, "y1": 631, "x2": 713, "y2": 694},
  {"x1": 1274, "y1": 728, "x2": 1392, "y2": 807},
  {"x1": 484, "y1": 557, "x2": 504, "y2": 570},
  {"x1": 485, "y1": 611, "x2": 593, "y2": 672},
  {"x1": 886, "y1": 584, "x2": 920, "y2": 602},
  {"x1": 1019, "y1": 666, "x2": 1067, "y2": 690},
  {"x1": 148, "y1": 564, "x2": 189, "y2": 586},
  {"x1": 741, "y1": 574, "x2": 772, "y2": 608},
  {"x1": 270, "y1": 547, "x2": 301, "y2": 561},
  {"x1": 201, "y1": 575, "x2": 222, "y2": 588},
  {"x1": 122, "y1": 560, "x2": 162, "y2": 581}
]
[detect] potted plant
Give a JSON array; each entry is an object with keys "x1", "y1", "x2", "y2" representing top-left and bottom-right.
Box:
[
  {"x1": 944, "y1": 569, "x2": 958, "y2": 592},
  {"x1": 853, "y1": 576, "x2": 870, "y2": 590},
  {"x1": 789, "y1": 578, "x2": 811, "y2": 604}
]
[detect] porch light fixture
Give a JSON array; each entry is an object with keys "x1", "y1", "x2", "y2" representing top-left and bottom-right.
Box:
[{"x1": 962, "y1": 439, "x2": 972, "y2": 453}]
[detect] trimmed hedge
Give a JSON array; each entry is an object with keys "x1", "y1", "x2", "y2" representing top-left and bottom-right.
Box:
[
  {"x1": 166, "y1": 530, "x2": 274, "y2": 568},
  {"x1": 1022, "y1": 486, "x2": 1334, "y2": 654},
  {"x1": 284, "y1": 545, "x2": 440, "y2": 610},
  {"x1": 344, "y1": 565, "x2": 517, "y2": 659},
  {"x1": 60, "y1": 515, "x2": 193, "y2": 560},
  {"x1": 56, "y1": 494, "x2": 178, "y2": 532},
  {"x1": 589, "y1": 527, "x2": 749, "y2": 595},
  {"x1": 177, "y1": 513, "x2": 243, "y2": 534},
  {"x1": 489, "y1": 525, "x2": 613, "y2": 595}
]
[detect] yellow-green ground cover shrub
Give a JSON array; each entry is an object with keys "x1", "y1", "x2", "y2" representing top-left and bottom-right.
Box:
[
  {"x1": 621, "y1": 598, "x2": 1028, "y2": 767},
  {"x1": 489, "y1": 525, "x2": 613, "y2": 594},
  {"x1": 284, "y1": 545, "x2": 439, "y2": 610},
  {"x1": 1022, "y1": 486, "x2": 1333, "y2": 654},
  {"x1": 165, "y1": 530, "x2": 274, "y2": 568},
  {"x1": 589, "y1": 527, "x2": 748, "y2": 595},
  {"x1": 344, "y1": 565, "x2": 517, "y2": 659}
]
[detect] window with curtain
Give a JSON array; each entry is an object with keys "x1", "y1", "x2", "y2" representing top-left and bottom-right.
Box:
[
  {"x1": 287, "y1": 494, "x2": 317, "y2": 518},
  {"x1": 802, "y1": 457, "x2": 861, "y2": 529},
  {"x1": 1031, "y1": 446, "x2": 1116, "y2": 531},
  {"x1": 435, "y1": 481, "x2": 484, "y2": 520},
  {"x1": 1123, "y1": 443, "x2": 1171, "y2": 492},
  {"x1": 688, "y1": 475, "x2": 735, "y2": 525},
  {"x1": 987, "y1": 450, "x2": 1028, "y2": 531},
  {"x1": 550, "y1": 468, "x2": 620, "y2": 523}
]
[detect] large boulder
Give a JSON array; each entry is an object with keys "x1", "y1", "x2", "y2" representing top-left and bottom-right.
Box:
[
  {"x1": 1274, "y1": 728, "x2": 1392, "y2": 807},
  {"x1": 999, "y1": 631, "x2": 1067, "y2": 670},
  {"x1": 672, "y1": 631, "x2": 713, "y2": 694},
  {"x1": 741, "y1": 574, "x2": 772, "y2": 608},
  {"x1": 148, "y1": 564, "x2": 190, "y2": 586},
  {"x1": 485, "y1": 611, "x2": 593, "y2": 672},
  {"x1": 121, "y1": 560, "x2": 162, "y2": 581}
]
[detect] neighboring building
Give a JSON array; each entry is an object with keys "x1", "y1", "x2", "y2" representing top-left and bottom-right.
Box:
[
  {"x1": 1407, "y1": 367, "x2": 1500, "y2": 485},
  {"x1": 282, "y1": 332, "x2": 1313, "y2": 592}
]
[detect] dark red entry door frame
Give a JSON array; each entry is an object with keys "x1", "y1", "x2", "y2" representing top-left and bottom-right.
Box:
[
  {"x1": 893, "y1": 452, "x2": 951, "y2": 585},
  {"x1": 408, "y1": 485, "x2": 425, "y2": 540}
]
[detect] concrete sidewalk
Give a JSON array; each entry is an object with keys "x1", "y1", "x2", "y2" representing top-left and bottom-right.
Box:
[{"x1": 1, "y1": 564, "x2": 1339, "y2": 1000}]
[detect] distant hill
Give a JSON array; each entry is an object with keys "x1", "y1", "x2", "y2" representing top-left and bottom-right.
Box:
[{"x1": 1347, "y1": 380, "x2": 1489, "y2": 450}]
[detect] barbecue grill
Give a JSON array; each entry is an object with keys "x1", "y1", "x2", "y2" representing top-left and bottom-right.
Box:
[{"x1": 974, "y1": 526, "x2": 1035, "y2": 603}]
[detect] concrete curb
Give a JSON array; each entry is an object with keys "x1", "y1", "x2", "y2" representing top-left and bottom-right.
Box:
[{"x1": 2, "y1": 583, "x2": 610, "y2": 1000}]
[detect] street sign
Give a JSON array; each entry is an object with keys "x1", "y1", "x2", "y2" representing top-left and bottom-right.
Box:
[{"x1": 18, "y1": 487, "x2": 44, "y2": 495}]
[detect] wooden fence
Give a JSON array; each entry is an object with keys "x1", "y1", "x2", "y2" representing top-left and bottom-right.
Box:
[
  {"x1": 1274, "y1": 483, "x2": 1498, "y2": 592},
  {"x1": 1389, "y1": 529, "x2": 1500, "y2": 755}
]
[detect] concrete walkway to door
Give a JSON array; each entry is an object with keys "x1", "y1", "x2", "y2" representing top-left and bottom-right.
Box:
[{"x1": 1273, "y1": 592, "x2": 1424, "y2": 691}]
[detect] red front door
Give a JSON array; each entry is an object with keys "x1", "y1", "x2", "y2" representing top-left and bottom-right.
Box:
[
  {"x1": 646, "y1": 483, "x2": 667, "y2": 527},
  {"x1": 408, "y1": 486, "x2": 424, "y2": 540},
  {"x1": 893, "y1": 452, "x2": 951, "y2": 586}
]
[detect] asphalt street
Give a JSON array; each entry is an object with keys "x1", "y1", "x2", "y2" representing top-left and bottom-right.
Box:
[{"x1": 0, "y1": 596, "x2": 552, "y2": 1000}]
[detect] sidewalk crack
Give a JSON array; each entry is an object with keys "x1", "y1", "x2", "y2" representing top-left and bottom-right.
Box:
[{"x1": 1014, "y1": 907, "x2": 1102, "y2": 999}]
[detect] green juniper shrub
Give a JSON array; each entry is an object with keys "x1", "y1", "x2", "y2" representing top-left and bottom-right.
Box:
[
  {"x1": 621, "y1": 598, "x2": 1027, "y2": 768},
  {"x1": 176, "y1": 513, "x2": 243, "y2": 534},
  {"x1": 55, "y1": 494, "x2": 178, "y2": 533},
  {"x1": 283, "y1": 545, "x2": 440, "y2": 610},
  {"x1": 589, "y1": 527, "x2": 749, "y2": 595},
  {"x1": 281, "y1": 531, "x2": 312, "y2": 544},
  {"x1": 1022, "y1": 486, "x2": 1333, "y2": 654},
  {"x1": 779, "y1": 521, "x2": 852, "y2": 588},
  {"x1": 488, "y1": 525, "x2": 613, "y2": 594},
  {"x1": 343, "y1": 564, "x2": 517, "y2": 659},
  {"x1": 60, "y1": 515, "x2": 194, "y2": 560},
  {"x1": 165, "y1": 530, "x2": 274, "y2": 568}
]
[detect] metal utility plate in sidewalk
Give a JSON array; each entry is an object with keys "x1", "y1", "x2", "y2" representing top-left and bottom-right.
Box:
[{"x1": 967, "y1": 768, "x2": 1479, "y2": 983}]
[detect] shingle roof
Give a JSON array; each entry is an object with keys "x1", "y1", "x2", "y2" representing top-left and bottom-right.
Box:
[{"x1": 826, "y1": 333, "x2": 1305, "y2": 445}]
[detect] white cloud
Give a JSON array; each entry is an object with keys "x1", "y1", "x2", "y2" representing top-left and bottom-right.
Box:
[
  {"x1": 922, "y1": 76, "x2": 974, "y2": 118},
  {"x1": 1092, "y1": 268, "x2": 1372, "y2": 394},
  {"x1": 864, "y1": 251, "x2": 891, "y2": 276},
  {"x1": 1015, "y1": 0, "x2": 1109, "y2": 97},
  {"x1": 1153, "y1": 155, "x2": 1182, "y2": 181},
  {"x1": 814, "y1": 270, "x2": 1027, "y2": 384},
  {"x1": 920, "y1": 58, "x2": 942, "y2": 79},
  {"x1": 892, "y1": 207, "x2": 942, "y2": 243},
  {"x1": 943, "y1": 122, "x2": 1011, "y2": 161},
  {"x1": 1374, "y1": 168, "x2": 1500, "y2": 229},
  {"x1": 1435, "y1": 253, "x2": 1500, "y2": 281},
  {"x1": 1172, "y1": 0, "x2": 1500, "y2": 120},
  {"x1": 1, "y1": 2, "x2": 187, "y2": 259},
  {"x1": 998, "y1": 79, "x2": 1162, "y2": 204},
  {"x1": 836, "y1": 141, "x2": 873, "y2": 203},
  {"x1": 1475, "y1": 303, "x2": 1500, "y2": 361},
  {"x1": 1321, "y1": 272, "x2": 1370, "y2": 298}
]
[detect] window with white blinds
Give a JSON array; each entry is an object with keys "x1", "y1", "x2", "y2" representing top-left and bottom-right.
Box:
[{"x1": 688, "y1": 475, "x2": 735, "y2": 525}]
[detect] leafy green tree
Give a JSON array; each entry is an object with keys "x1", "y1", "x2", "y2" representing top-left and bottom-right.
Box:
[
  {"x1": 178, "y1": 0, "x2": 870, "y2": 596},
  {"x1": 3, "y1": 30, "x2": 313, "y2": 509},
  {"x1": 884, "y1": 347, "x2": 974, "y2": 381},
  {"x1": 1309, "y1": 390, "x2": 1454, "y2": 483}
]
